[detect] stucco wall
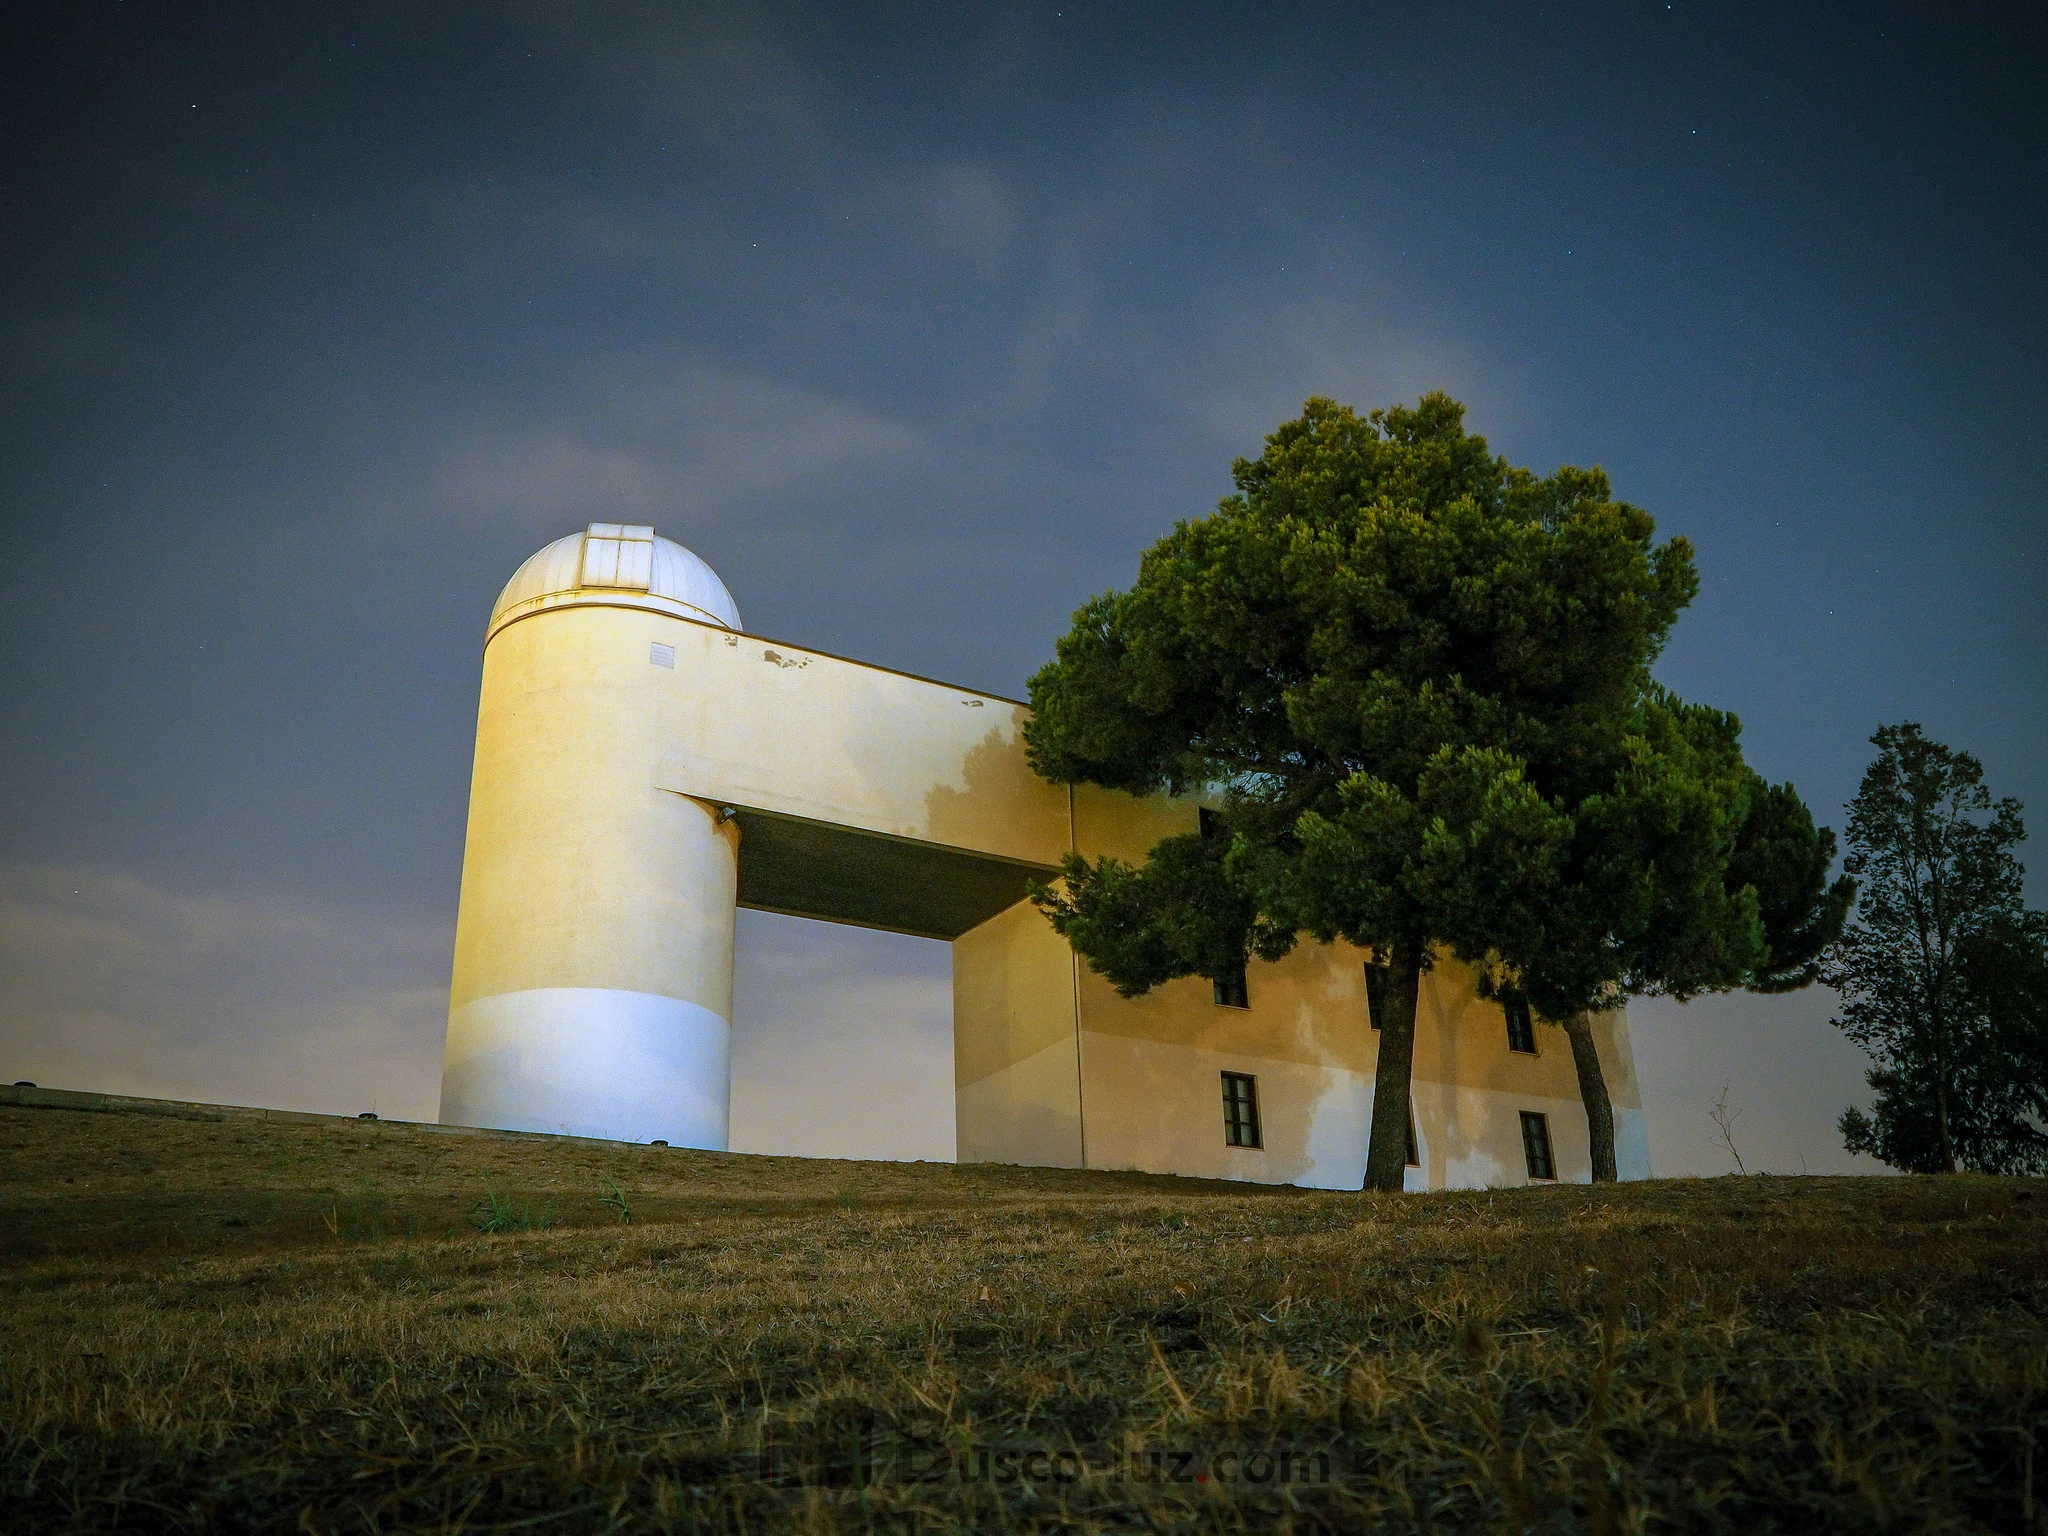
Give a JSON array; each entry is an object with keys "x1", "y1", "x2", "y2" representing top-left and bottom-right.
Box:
[{"x1": 448, "y1": 598, "x2": 1653, "y2": 1184}]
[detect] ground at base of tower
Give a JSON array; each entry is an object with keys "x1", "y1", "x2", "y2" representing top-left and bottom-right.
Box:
[{"x1": 2, "y1": 1105, "x2": 2042, "y2": 1533}]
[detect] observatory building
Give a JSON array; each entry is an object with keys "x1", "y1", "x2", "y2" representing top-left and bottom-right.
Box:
[{"x1": 441, "y1": 523, "x2": 1652, "y2": 1188}]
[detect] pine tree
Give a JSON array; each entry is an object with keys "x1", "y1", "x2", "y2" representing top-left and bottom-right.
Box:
[{"x1": 1025, "y1": 394, "x2": 1845, "y2": 1188}]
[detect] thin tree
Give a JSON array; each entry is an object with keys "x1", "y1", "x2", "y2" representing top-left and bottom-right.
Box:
[{"x1": 1828, "y1": 724, "x2": 2043, "y2": 1174}]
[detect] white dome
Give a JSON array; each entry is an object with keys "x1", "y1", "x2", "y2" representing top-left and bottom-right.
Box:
[{"x1": 487, "y1": 523, "x2": 741, "y2": 641}]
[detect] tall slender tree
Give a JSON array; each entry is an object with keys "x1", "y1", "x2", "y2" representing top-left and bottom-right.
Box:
[{"x1": 1828, "y1": 724, "x2": 2043, "y2": 1174}]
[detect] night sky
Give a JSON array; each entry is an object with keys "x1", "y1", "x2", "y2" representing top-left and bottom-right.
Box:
[{"x1": 3, "y1": 3, "x2": 2042, "y2": 1176}]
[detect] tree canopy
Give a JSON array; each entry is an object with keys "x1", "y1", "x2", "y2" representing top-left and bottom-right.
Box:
[{"x1": 1025, "y1": 394, "x2": 1847, "y2": 1189}]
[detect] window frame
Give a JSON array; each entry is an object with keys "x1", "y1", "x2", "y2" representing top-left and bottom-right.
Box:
[
  {"x1": 1503, "y1": 995, "x2": 1537, "y2": 1055},
  {"x1": 1221, "y1": 1071, "x2": 1262, "y2": 1148},
  {"x1": 1519, "y1": 1110, "x2": 1556, "y2": 1181}
]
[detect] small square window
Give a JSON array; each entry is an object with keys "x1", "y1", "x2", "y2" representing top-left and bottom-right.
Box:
[
  {"x1": 1213, "y1": 970, "x2": 1249, "y2": 1009},
  {"x1": 650, "y1": 642, "x2": 675, "y2": 669},
  {"x1": 1520, "y1": 1111, "x2": 1556, "y2": 1181},
  {"x1": 1222, "y1": 1071, "x2": 1261, "y2": 1148},
  {"x1": 1364, "y1": 960, "x2": 1390, "y2": 1029},
  {"x1": 1504, "y1": 996, "x2": 1536, "y2": 1054}
]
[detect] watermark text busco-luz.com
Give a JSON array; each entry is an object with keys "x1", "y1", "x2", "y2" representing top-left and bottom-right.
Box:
[{"x1": 757, "y1": 1433, "x2": 1336, "y2": 1489}]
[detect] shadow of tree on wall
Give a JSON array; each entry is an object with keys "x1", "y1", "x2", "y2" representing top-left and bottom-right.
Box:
[{"x1": 922, "y1": 724, "x2": 1067, "y2": 868}]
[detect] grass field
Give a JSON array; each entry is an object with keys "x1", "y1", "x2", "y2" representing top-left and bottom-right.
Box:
[{"x1": 1, "y1": 1103, "x2": 2044, "y2": 1534}]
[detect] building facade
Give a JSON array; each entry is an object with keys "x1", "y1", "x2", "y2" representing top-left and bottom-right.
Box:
[{"x1": 441, "y1": 523, "x2": 1653, "y2": 1189}]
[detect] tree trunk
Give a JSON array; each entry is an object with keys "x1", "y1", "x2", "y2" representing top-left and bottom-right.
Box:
[
  {"x1": 1931, "y1": 1003, "x2": 1958, "y2": 1172},
  {"x1": 1562, "y1": 1012, "x2": 1619, "y2": 1183},
  {"x1": 1364, "y1": 936, "x2": 1425, "y2": 1192},
  {"x1": 1935, "y1": 1076, "x2": 1957, "y2": 1173}
]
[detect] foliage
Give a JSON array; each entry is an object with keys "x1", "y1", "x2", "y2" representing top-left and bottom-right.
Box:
[
  {"x1": 1031, "y1": 817, "x2": 1292, "y2": 998},
  {"x1": 1026, "y1": 393, "x2": 1847, "y2": 1186},
  {"x1": 1837, "y1": 915, "x2": 2048, "y2": 1176},
  {"x1": 472, "y1": 1181, "x2": 558, "y2": 1233},
  {"x1": 1425, "y1": 695, "x2": 1844, "y2": 1019},
  {"x1": 1826, "y1": 723, "x2": 2045, "y2": 1175},
  {"x1": 1728, "y1": 777, "x2": 1859, "y2": 993},
  {"x1": 1965, "y1": 910, "x2": 2048, "y2": 1152},
  {"x1": 4, "y1": 1106, "x2": 2045, "y2": 1533},
  {"x1": 600, "y1": 1179, "x2": 632, "y2": 1223}
]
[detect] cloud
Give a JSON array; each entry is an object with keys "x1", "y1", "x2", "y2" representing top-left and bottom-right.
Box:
[
  {"x1": 431, "y1": 359, "x2": 928, "y2": 535},
  {"x1": 1186, "y1": 295, "x2": 1508, "y2": 454},
  {"x1": 435, "y1": 433, "x2": 664, "y2": 525},
  {"x1": 0, "y1": 865, "x2": 448, "y2": 1121},
  {"x1": 512, "y1": 0, "x2": 823, "y2": 148},
  {"x1": 904, "y1": 161, "x2": 1021, "y2": 272}
]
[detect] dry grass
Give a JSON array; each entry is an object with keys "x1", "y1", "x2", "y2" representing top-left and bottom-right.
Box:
[{"x1": 1, "y1": 1104, "x2": 2044, "y2": 1534}]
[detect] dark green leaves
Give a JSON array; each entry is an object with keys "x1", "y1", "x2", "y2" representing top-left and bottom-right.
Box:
[
  {"x1": 1028, "y1": 830, "x2": 1294, "y2": 997},
  {"x1": 1024, "y1": 392, "x2": 1696, "y2": 811},
  {"x1": 1729, "y1": 776, "x2": 1857, "y2": 993},
  {"x1": 1025, "y1": 392, "x2": 1834, "y2": 1027}
]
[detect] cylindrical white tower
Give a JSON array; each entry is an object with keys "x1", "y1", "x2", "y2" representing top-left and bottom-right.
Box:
[{"x1": 439, "y1": 523, "x2": 744, "y2": 1145}]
